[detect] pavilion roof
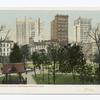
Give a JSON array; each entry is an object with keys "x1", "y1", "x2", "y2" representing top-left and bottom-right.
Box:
[{"x1": 2, "y1": 63, "x2": 26, "y2": 74}]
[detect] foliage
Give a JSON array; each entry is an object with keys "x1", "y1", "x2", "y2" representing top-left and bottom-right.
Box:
[
  {"x1": 89, "y1": 24, "x2": 100, "y2": 83},
  {"x1": 47, "y1": 44, "x2": 58, "y2": 84},
  {"x1": 57, "y1": 43, "x2": 86, "y2": 80},
  {"x1": 79, "y1": 64, "x2": 96, "y2": 83},
  {"x1": 20, "y1": 44, "x2": 31, "y2": 61},
  {"x1": 32, "y1": 73, "x2": 97, "y2": 84},
  {"x1": 9, "y1": 43, "x2": 23, "y2": 63}
]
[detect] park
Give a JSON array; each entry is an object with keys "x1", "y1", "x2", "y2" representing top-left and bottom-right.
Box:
[{"x1": 0, "y1": 41, "x2": 99, "y2": 84}]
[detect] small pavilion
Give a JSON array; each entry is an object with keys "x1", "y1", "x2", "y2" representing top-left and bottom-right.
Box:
[{"x1": 1, "y1": 63, "x2": 27, "y2": 84}]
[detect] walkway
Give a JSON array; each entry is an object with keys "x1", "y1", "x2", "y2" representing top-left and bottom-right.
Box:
[
  {"x1": 0, "y1": 72, "x2": 37, "y2": 84},
  {"x1": 23, "y1": 71, "x2": 37, "y2": 84}
]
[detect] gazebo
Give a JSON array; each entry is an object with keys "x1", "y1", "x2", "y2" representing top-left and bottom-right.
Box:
[{"x1": 1, "y1": 63, "x2": 27, "y2": 84}]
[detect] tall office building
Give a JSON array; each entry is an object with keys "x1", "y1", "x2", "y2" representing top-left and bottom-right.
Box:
[
  {"x1": 16, "y1": 17, "x2": 44, "y2": 45},
  {"x1": 74, "y1": 17, "x2": 92, "y2": 43},
  {"x1": 16, "y1": 17, "x2": 35, "y2": 45},
  {"x1": 34, "y1": 18, "x2": 44, "y2": 42},
  {"x1": 51, "y1": 15, "x2": 68, "y2": 45}
]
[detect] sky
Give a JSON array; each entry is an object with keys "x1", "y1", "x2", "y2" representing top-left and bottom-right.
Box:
[{"x1": 0, "y1": 10, "x2": 100, "y2": 42}]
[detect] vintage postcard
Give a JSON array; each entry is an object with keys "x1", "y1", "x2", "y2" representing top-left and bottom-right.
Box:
[{"x1": 0, "y1": 7, "x2": 100, "y2": 94}]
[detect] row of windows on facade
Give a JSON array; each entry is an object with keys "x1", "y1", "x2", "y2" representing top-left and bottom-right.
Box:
[
  {"x1": 58, "y1": 35, "x2": 67, "y2": 39},
  {"x1": 57, "y1": 29, "x2": 68, "y2": 32},
  {"x1": 57, "y1": 22, "x2": 68, "y2": 25},
  {"x1": 0, "y1": 53, "x2": 10, "y2": 56},
  {"x1": 34, "y1": 45, "x2": 47, "y2": 49},
  {"x1": 80, "y1": 21, "x2": 91, "y2": 25},
  {"x1": 80, "y1": 26, "x2": 91, "y2": 29},
  {"x1": 80, "y1": 32, "x2": 89, "y2": 35},
  {"x1": 57, "y1": 25, "x2": 68, "y2": 28},
  {"x1": 0, "y1": 48, "x2": 10, "y2": 52},
  {"x1": 57, "y1": 19, "x2": 68, "y2": 22},
  {"x1": 0, "y1": 43, "x2": 13, "y2": 47}
]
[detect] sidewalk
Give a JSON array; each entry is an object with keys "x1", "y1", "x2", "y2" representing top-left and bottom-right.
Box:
[{"x1": 23, "y1": 71, "x2": 37, "y2": 84}]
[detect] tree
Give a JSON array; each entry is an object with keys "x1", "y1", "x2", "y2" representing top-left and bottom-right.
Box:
[
  {"x1": 9, "y1": 43, "x2": 23, "y2": 83},
  {"x1": 48, "y1": 44, "x2": 58, "y2": 84},
  {"x1": 31, "y1": 51, "x2": 40, "y2": 77},
  {"x1": 89, "y1": 24, "x2": 100, "y2": 83},
  {"x1": 79, "y1": 64, "x2": 96, "y2": 83},
  {"x1": 9, "y1": 43, "x2": 23, "y2": 63},
  {"x1": 68, "y1": 43, "x2": 86, "y2": 80},
  {"x1": 57, "y1": 43, "x2": 86, "y2": 81},
  {"x1": 39, "y1": 49, "x2": 49, "y2": 82},
  {"x1": 57, "y1": 46, "x2": 68, "y2": 73},
  {"x1": 21, "y1": 44, "x2": 31, "y2": 61}
]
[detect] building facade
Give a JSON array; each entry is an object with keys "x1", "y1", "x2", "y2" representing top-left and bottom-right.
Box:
[
  {"x1": 0, "y1": 40, "x2": 14, "y2": 63},
  {"x1": 74, "y1": 17, "x2": 92, "y2": 43},
  {"x1": 51, "y1": 15, "x2": 68, "y2": 45},
  {"x1": 16, "y1": 17, "x2": 44, "y2": 46},
  {"x1": 30, "y1": 40, "x2": 51, "y2": 54},
  {"x1": 16, "y1": 17, "x2": 35, "y2": 45}
]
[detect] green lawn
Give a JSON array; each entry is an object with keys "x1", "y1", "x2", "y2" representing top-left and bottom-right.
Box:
[
  {"x1": 26, "y1": 63, "x2": 33, "y2": 69},
  {"x1": 0, "y1": 76, "x2": 4, "y2": 83},
  {"x1": 32, "y1": 73, "x2": 97, "y2": 84},
  {"x1": 0, "y1": 75, "x2": 24, "y2": 84},
  {"x1": 32, "y1": 73, "x2": 80, "y2": 84}
]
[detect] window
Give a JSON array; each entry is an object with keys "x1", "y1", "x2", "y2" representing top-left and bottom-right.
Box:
[
  {"x1": 3, "y1": 44, "x2": 5, "y2": 47},
  {"x1": 3, "y1": 53, "x2": 5, "y2": 56},
  {"x1": 7, "y1": 53, "x2": 9, "y2": 56},
  {"x1": 7, "y1": 43, "x2": 9, "y2": 47},
  {"x1": 7, "y1": 48, "x2": 9, "y2": 51},
  {"x1": 4, "y1": 48, "x2": 5, "y2": 51}
]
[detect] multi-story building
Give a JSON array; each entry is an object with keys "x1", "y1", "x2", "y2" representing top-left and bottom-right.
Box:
[
  {"x1": 74, "y1": 17, "x2": 93, "y2": 61},
  {"x1": 16, "y1": 17, "x2": 44, "y2": 46},
  {"x1": 74, "y1": 17, "x2": 92, "y2": 43},
  {"x1": 0, "y1": 40, "x2": 14, "y2": 63},
  {"x1": 16, "y1": 17, "x2": 35, "y2": 45},
  {"x1": 30, "y1": 40, "x2": 51, "y2": 54},
  {"x1": 51, "y1": 15, "x2": 68, "y2": 45}
]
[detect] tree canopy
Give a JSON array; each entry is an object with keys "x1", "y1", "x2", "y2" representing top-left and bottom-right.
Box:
[{"x1": 9, "y1": 43, "x2": 23, "y2": 63}]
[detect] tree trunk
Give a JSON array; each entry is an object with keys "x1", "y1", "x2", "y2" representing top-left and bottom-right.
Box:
[
  {"x1": 6, "y1": 74, "x2": 8, "y2": 83},
  {"x1": 53, "y1": 61, "x2": 56, "y2": 84},
  {"x1": 19, "y1": 73, "x2": 22, "y2": 83},
  {"x1": 42, "y1": 65, "x2": 44, "y2": 82},
  {"x1": 48, "y1": 66, "x2": 50, "y2": 84},
  {"x1": 39, "y1": 65, "x2": 42, "y2": 75},
  {"x1": 98, "y1": 63, "x2": 100, "y2": 84},
  {"x1": 34, "y1": 66, "x2": 37, "y2": 78},
  {"x1": 72, "y1": 69, "x2": 76, "y2": 81}
]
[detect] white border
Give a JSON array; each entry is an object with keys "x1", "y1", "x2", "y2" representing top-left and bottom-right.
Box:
[
  {"x1": 0, "y1": 7, "x2": 100, "y2": 10},
  {"x1": 0, "y1": 85, "x2": 100, "y2": 94}
]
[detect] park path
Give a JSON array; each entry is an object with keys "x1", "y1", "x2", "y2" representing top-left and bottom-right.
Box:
[{"x1": 23, "y1": 71, "x2": 37, "y2": 84}]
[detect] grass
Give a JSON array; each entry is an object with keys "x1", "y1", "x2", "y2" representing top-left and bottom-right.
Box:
[
  {"x1": 0, "y1": 76, "x2": 4, "y2": 83},
  {"x1": 32, "y1": 73, "x2": 97, "y2": 84},
  {"x1": 32, "y1": 73, "x2": 80, "y2": 84},
  {"x1": 0, "y1": 75, "x2": 24, "y2": 84},
  {"x1": 26, "y1": 63, "x2": 33, "y2": 69}
]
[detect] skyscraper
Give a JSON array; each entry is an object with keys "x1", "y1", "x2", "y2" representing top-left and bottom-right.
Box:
[
  {"x1": 51, "y1": 15, "x2": 68, "y2": 45},
  {"x1": 74, "y1": 17, "x2": 92, "y2": 43},
  {"x1": 16, "y1": 17, "x2": 35, "y2": 45},
  {"x1": 34, "y1": 18, "x2": 43, "y2": 42}
]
